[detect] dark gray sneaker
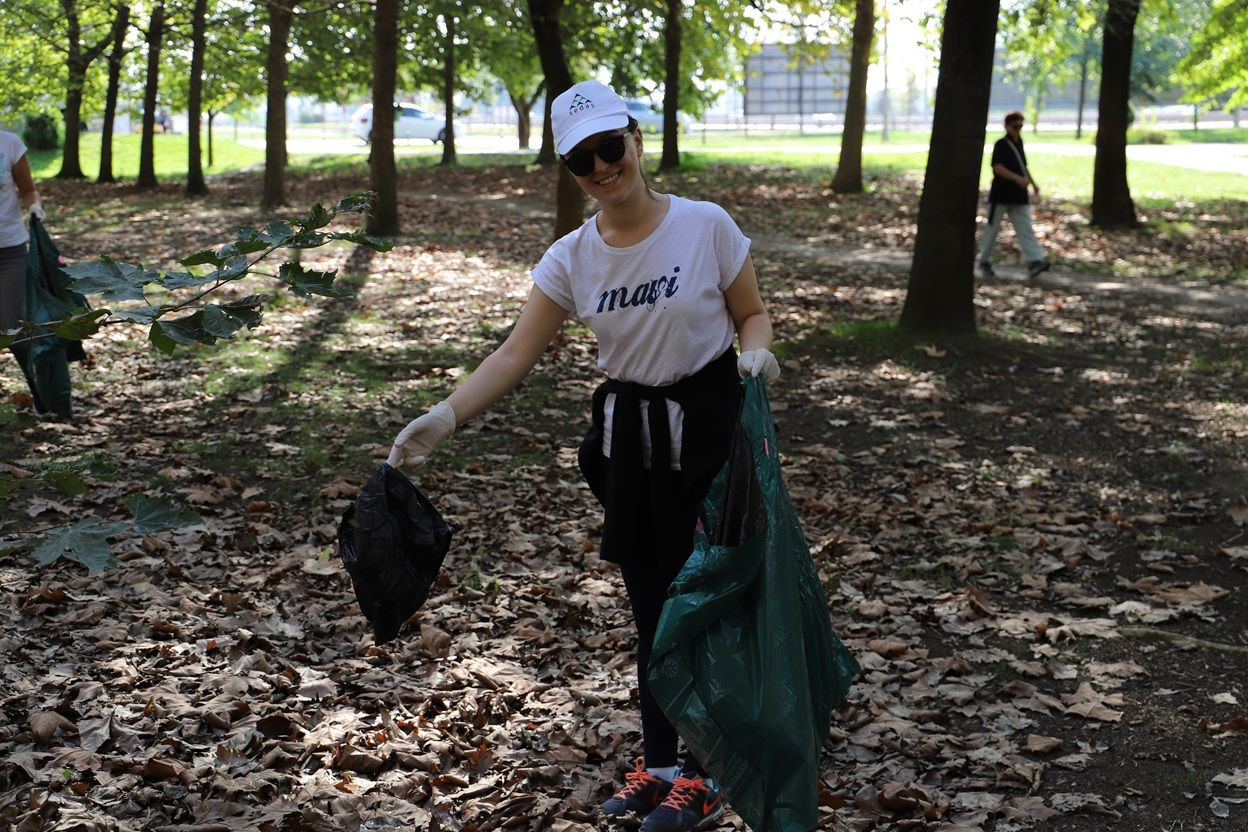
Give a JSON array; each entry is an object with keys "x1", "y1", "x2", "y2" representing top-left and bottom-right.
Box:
[
  {"x1": 601, "y1": 758, "x2": 673, "y2": 823},
  {"x1": 1027, "y1": 259, "x2": 1051, "y2": 278},
  {"x1": 978, "y1": 261, "x2": 996, "y2": 278}
]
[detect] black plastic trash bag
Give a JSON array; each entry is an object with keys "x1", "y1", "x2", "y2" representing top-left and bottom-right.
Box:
[
  {"x1": 11, "y1": 215, "x2": 89, "y2": 418},
  {"x1": 648, "y1": 376, "x2": 859, "y2": 832},
  {"x1": 337, "y1": 463, "x2": 453, "y2": 644}
]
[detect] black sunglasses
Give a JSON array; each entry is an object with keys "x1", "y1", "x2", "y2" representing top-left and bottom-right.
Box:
[{"x1": 562, "y1": 130, "x2": 631, "y2": 176}]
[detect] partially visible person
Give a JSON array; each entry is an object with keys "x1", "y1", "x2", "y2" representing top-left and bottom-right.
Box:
[
  {"x1": 978, "y1": 111, "x2": 1050, "y2": 280},
  {"x1": 0, "y1": 129, "x2": 44, "y2": 332}
]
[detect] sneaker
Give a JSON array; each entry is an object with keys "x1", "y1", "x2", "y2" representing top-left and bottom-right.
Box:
[
  {"x1": 978, "y1": 261, "x2": 996, "y2": 277},
  {"x1": 1027, "y1": 259, "x2": 1051, "y2": 278},
  {"x1": 601, "y1": 757, "x2": 673, "y2": 822},
  {"x1": 639, "y1": 774, "x2": 725, "y2": 832}
]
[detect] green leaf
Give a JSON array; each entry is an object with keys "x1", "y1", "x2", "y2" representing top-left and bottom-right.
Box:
[
  {"x1": 45, "y1": 470, "x2": 87, "y2": 497},
  {"x1": 279, "y1": 262, "x2": 354, "y2": 298},
  {"x1": 0, "y1": 331, "x2": 15, "y2": 349},
  {"x1": 327, "y1": 229, "x2": 393, "y2": 252},
  {"x1": 201, "y1": 296, "x2": 264, "y2": 338},
  {"x1": 126, "y1": 495, "x2": 203, "y2": 535},
  {"x1": 302, "y1": 202, "x2": 334, "y2": 230},
  {"x1": 218, "y1": 238, "x2": 270, "y2": 259},
  {"x1": 180, "y1": 249, "x2": 224, "y2": 267},
  {"x1": 333, "y1": 192, "x2": 374, "y2": 214},
  {"x1": 149, "y1": 312, "x2": 216, "y2": 354},
  {"x1": 158, "y1": 271, "x2": 217, "y2": 291},
  {"x1": 52, "y1": 308, "x2": 109, "y2": 341},
  {"x1": 30, "y1": 520, "x2": 128, "y2": 574},
  {"x1": 113, "y1": 306, "x2": 171, "y2": 324},
  {"x1": 218, "y1": 255, "x2": 251, "y2": 280},
  {"x1": 62, "y1": 258, "x2": 159, "y2": 301},
  {"x1": 287, "y1": 231, "x2": 328, "y2": 250}
]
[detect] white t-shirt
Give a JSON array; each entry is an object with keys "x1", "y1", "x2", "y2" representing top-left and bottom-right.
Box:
[
  {"x1": 0, "y1": 132, "x2": 30, "y2": 248},
  {"x1": 532, "y1": 194, "x2": 751, "y2": 465}
]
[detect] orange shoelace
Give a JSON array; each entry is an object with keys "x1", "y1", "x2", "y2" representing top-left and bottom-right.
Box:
[{"x1": 659, "y1": 775, "x2": 713, "y2": 810}]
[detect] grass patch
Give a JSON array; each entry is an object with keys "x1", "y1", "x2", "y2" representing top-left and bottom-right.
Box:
[{"x1": 27, "y1": 133, "x2": 264, "y2": 182}]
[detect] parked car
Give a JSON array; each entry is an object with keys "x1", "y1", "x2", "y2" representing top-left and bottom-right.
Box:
[
  {"x1": 624, "y1": 99, "x2": 691, "y2": 133},
  {"x1": 351, "y1": 103, "x2": 446, "y2": 144}
]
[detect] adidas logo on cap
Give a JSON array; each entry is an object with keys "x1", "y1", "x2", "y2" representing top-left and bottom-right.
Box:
[{"x1": 569, "y1": 93, "x2": 594, "y2": 114}]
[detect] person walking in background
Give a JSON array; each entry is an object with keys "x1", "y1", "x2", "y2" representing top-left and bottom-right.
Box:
[
  {"x1": 978, "y1": 111, "x2": 1050, "y2": 279},
  {"x1": 0, "y1": 128, "x2": 44, "y2": 333},
  {"x1": 385, "y1": 79, "x2": 780, "y2": 832}
]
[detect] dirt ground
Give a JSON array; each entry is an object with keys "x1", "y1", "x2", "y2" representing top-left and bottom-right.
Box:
[{"x1": 1, "y1": 162, "x2": 1246, "y2": 832}]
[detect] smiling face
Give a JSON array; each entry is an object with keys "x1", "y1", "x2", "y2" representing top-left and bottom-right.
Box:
[{"x1": 565, "y1": 126, "x2": 645, "y2": 205}]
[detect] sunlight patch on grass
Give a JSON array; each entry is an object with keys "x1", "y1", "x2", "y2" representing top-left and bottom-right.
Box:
[{"x1": 27, "y1": 133, "x2": 264, "y2": 181}]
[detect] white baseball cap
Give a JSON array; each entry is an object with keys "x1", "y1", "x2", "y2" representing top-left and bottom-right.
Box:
[{"x1": 551, "y1": 80, "x2": 630, "y2": 155}]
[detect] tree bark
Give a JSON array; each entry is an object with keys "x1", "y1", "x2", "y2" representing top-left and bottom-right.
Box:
[
  {"x1": 262, "y1": 0, "x2": 294, "y2": 208},
  {"x1": 898, "y1": 0, "x2": 1000, "y2": 336},
  {"x1": 136, "y1": 1, "x2": 165, "y2": 189},
  {"x1": 367, "y1": 0, "x2": 399, "y2": 235},
  {"x1": 831, "y1": 0, "x2": 874, "y2": 194},
  {"x1": 659, "y1": 0, "x2": 681, "y2": 170},
  {"x1": 56, "y1": 0, "x2": 117, "y2": 180},
  {"x1": 508, "y1": 84, "x2": 541, "y2": 149},
  {"x1": 536, "y1": 91, "x2": 556, "y2": 164},
  {"x1": 528, "y1": 0, "x2": 585, "y2": 239},
  {"x1": 186, "y1": 0, "x2": 209, "y2": 195},
  {"x1": 98, "y1": 4, "x2": 130, "y2": 184},
  {"x1": 207, "y1": 111, "x2": 216, "y2": 168},
  {"x1": 1075, "y1": 55, "x2": 1088, "y2": 140},
  {"x1": 440, "y1": 11, "x2": 457, "y2": 166},
  {"x1": 1091, "y1": 0, "x2": 1139, "y2": 229}
]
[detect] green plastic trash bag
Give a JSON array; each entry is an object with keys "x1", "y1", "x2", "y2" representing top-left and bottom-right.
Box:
[
  {"x1": 13, "y1": 215, "x2": 88, "y2": 418},
  {"x1": 648, "y1": 376, "x2": 859, "y2": 832}
]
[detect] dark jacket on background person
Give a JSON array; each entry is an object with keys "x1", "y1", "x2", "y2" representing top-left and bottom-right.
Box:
[{"x1": 988, "y1": 133, "x2": 1030, "y2": 206}]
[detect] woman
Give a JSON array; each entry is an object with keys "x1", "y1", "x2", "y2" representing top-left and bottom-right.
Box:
[
  {"x1": 0, "y1": 128, "x2": 44, "y2": 332},
  {"x1": 387, "y1": 80, "x2": 778, "y2": 832}
]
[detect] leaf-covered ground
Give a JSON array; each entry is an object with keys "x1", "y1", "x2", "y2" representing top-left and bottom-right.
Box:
[{"x1": 2, "y1": 162, "x2": 1246, "y2": 832}]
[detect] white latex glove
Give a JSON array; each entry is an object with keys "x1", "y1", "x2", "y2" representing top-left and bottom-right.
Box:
[
  {"x1": 387, "y1": 400, "x2": 457, "y2": 468},
  {"x1": 28, "y1": 202, "x2": 45, "y2": 222},
  {"x1": 737, "y1": 348, "x2": 780, "y2": 382}
]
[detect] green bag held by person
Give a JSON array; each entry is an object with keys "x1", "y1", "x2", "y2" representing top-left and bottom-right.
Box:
[
  {"x1": 12, "y1": 215, "x2": 88, "y2": 418},
  {"x1": 647, "y1": 376, "x2": 859, "y2": 832}
]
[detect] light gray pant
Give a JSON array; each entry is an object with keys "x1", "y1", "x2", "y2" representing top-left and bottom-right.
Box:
[
  {"x1": 0, "y1": 243, "x2": 26, "y2": 332},
  {"x1": 979, "y1": 202, "x2": 1044, "y2": 264}
]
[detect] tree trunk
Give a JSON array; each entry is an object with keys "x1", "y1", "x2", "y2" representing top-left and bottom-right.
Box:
[
  {"x1": 536, "y1": 91, "x2": 556, "y2": 164},
  {"x1": 368, "y1": 0, "x2": 399, "y2": 235},
  {"x1": 136, "y1": 1, "x2": 164, "y2": 189},
  {"x1": 898, "y1": 0, "x2": 999, "y2": 336},
  {"x1": 186, "y1": 0, "x2": 208, "y2": 195},
  {"x1": 509, "y1": 89, "x2": 533, "y2": 149},
  {"x1": 831, "y1": 0, "x2": 874, "y2": 194},
  {"x1": 659, "y1": 0, "x2": 681, "y2": 170},
  {"x1": 440, "y1": 11, "x2": 457, "y2": 166},
  {"x1": 528, "y1": 0, "x2": 585, "y2": 240},
  {"x1": 1091, "y1": 0, "x2": 1139, "y2": 229},
  {"x1": 56, "y1": 0, "x2": 117, "y2": 180},
  {"x1": 1032, "y1": 85, "x2": 1042, "y2": 134},
  {"x1": 98, "y1": 4, "x2": 129, "y2": 184},
  {"x1": 207, "y1": 111, "x2": 216, "y2": 168},
  {"x1": 1075, "y1": 55, "x2": 1088, "y2": 140},
  {"x1": 262, "y1": 0, "x2": 293, "y2": 208}
]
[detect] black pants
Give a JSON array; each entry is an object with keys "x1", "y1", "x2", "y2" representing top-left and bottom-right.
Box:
[
  {"x1": 0, "y1": 242, "x2": 26, "y2": 331},
  {"x1": 619, "y1": 556, "x2": 705, "y2": 775}
]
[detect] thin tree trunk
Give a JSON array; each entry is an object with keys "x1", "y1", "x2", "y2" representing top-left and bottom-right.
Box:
[
  {"x1": 368, "y1": 0, "x2": 399, "y2": 235},
  {"x1": 898, "y1": 0, "x2": 1000, "y2": 335},
  {"x1": 186, "y1": 0, "x2": 208, "y2": 195},
  {"x1": 536, "y1": 92, "x2": 556, "y2": 164},
  {"x1": 207, "y1": 111, "x2": 216, "y2": 168},
  {"x1": 509, "y1": 89, "x2": 533, "y2": 149},
  {"x1": 1091, "y1": 0, "x2": 1140, "y2": 229},
  {"x1": 440, "y1": 11, "x2": 457, "y2": 166},
  {"x1": 262, "y1": 0, "x2": 293, "y2": 208},
  {"x1": 98, "y1": 4, "x2": 130, "y2": 184},
  {"x1": 831, "y1": 0, "x2": 874, "y2": 194},
  {"x1": 659, "y1": 0, "x2": 681, "y2": 170},
  {"x1": 528, "y1": 0, "x2": 585, "y2": 239},
  {"x1": 1075, "y1": 55, "x2": 1088, "y2": 140},
  {"x1": 1032, "y1": 85, "x2": 1042, "y2": 134},
  {"x1": 56, "y1": 0, "x2": 116, "y2": 179},
  {"x1": 136, "y1": 1, "x2": 165, "y2": 189}
]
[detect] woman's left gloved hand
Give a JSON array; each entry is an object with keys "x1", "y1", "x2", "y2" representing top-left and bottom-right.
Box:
[
  {"x1": 28, "y1": 202, "x2": 45, "y2": 222},
  {"x1": 737, "y1": 348, "x2": 780, "y2": 382}
]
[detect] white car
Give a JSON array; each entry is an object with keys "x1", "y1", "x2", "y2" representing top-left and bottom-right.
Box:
[
  {"x1": 351, "y1": 103, "x2": 446, "y2": 144},
  {"x1": 624, "y1": 99, "x2": 691, "y2": 133}
]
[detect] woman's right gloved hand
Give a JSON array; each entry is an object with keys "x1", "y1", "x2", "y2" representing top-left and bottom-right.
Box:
[{"x1": 387, "y1": 401, "x2": 457, "y2": 468}]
